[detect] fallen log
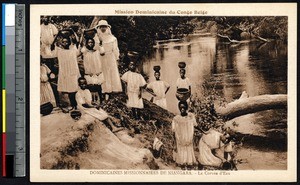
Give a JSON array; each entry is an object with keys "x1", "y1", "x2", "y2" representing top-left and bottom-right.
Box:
[
  {"x1": 215, "y1": 94, "x2": 287, "y2": 120},
  {"x1": 216, "y1": 33, "x2": 240, "y2": 43},
  {"x1": 255, "y1": 35, "x2": 271, "y2": 42}
]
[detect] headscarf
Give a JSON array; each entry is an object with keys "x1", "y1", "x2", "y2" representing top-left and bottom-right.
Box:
[{"x1": 96, "y1": 27, "x2": 115, "y2": 43}]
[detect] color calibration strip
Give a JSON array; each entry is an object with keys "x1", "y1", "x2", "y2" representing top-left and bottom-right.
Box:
[{"x1": 2, "y1": 3, "x2": 26, "y2": 177}]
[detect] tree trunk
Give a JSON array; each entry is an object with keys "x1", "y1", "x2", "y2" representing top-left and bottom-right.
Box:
[{"x1": 215, "y1": 94, "x2": 287, "y2": 120}]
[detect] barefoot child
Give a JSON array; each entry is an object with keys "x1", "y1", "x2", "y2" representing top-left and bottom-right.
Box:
[
  {"x1": 121, "y1": 61, "x2": 146, "y2": 120},
  {"x1": 81, "y1": 38, "x2": 104, "y2": 103},
  {"x1": 76, "y1": 77, "x2": 121, "y2": 132},
  {"x1": 50, "y1": 35, "x2": 81, "y2": 111},
  {"x1": 172, "y1": 101, "x2": 198, "y2": 169},
  {"x1": 146, "y1": 66, "x2": 170, "y2": 109}
]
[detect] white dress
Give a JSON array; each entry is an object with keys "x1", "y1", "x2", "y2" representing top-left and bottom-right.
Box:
[
  {"x1": 76, "y1": 89, "x2": 109, "y2": 121},
  {"x1": 172, "y1": 113, "x2": 197, "y2": 165},
  {"x1": 40, "y1": 23, "x2": 58, "y2": 58},
  {"x1": 52, "y1": 47, "x2": 81, "y2": 92},
  {"x1": 176, "y1": 77, "x2": 191, "y2": 89},
  {"x1": 198, "y1": 129, "x2": 223, "y2": 167},
  {"x1": 147, "y1": 80, "x2": 170, "y2": 109},
  {"x1": 40, "y1": 64, "x2": 56, "y2": 107},
  {"x1": 81, "y1": 47, "x2": 104, "y2": 85},
  {"x1": 98, "y1": 35, "x2": 122, "y2": 93},
  {"x1": 121, "y1": 71, "x2": 146, "y2": 109}
]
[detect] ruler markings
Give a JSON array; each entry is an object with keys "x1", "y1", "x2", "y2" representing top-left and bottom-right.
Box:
[{"x1": 14, "y1": 4, "x2": 26, "y2": 177}]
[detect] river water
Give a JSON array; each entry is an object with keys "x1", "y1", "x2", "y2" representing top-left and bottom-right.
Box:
[{"x1": 143, "y1": 35, "x2": 287, "y2": 169}]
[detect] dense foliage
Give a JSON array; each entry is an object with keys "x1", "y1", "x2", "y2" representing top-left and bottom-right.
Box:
[
  {"x1": 196, "y1": 16, "x2": 288, "y2": 42},
  {"x1": 48, "y1": 16, "x2": 196, "y2": 58},
  {"x1": 48, "y1": 16, "x2": 287, "y2": 59}
]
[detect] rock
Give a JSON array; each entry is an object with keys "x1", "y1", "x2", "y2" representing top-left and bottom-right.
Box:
[{"x1": 41, "y1": 112, "x2": 155, "y2": 169}]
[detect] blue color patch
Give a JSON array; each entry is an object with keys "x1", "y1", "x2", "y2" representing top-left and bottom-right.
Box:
[{"x1": 2, "y1": 4, "x2": 6, "y2": 45}]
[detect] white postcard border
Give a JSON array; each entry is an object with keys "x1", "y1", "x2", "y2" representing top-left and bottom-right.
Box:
[{"x1": 30, "y1": 3, "x2": 297, "y2": 182}]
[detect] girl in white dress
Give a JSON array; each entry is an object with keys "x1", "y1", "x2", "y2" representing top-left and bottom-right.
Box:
[
  {"x1": 176, "y1": 68, "x2": 191, "y2": 94},
  {"x1": 40, "y1": 61, "x2": 56, "y2": 107},
  {"x1": 121, "y1": 61, "x2": 146, "y2": 120},
  {"x1": 198, "y1": 125, "x2": 225, "y2": 168},
  {"x1": 50, "y1": 36, "x2": 81, "y2": 110},
  {"x1": 172, "y1": 101, "x2": 198, "y2": 169},
  {"x1": 40, "y1": 16, "x2": 58, "y2": 59},
  {"x1": 146, "y1": 69, "x2": 170, "y2": 109},
  {"x1": 76, "y1": 77, "x2": 121, "y2": 132},
  {"x1": 81, "y1": 38, "x2": 104, "y2": 102},
  {"x1": 95, "y1": 20, "x2": 122, "y2": 100}
]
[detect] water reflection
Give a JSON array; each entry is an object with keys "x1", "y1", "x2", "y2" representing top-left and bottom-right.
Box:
[
  {"x1": 144, "y1": 36, "x2": 288, "y2": 159},
  {"x1": 144, "y1": 35, "x2": 287, "y2": 115}
]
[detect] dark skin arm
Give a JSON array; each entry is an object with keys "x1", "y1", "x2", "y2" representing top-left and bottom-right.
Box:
[
  {"x1": 145, "y1": 87, "x2": 156, "y2": 97},
  {"x1": 68, "y1": 28, "x2": 80, "y2": 49},
  {"x1": 139, "y1": 84, "x2": 147, "y2": 99},
  {"x1": 188, "y1": 85, "x2": 192, "y2": 98},
  {"x1": 165, "y1": 86, "x2": 170, "y2": 94},
  {"x1": 79, "y1": 29, "x2": 85, "y2": 47},
  {"x1": 50, "y1": 31, "x2": 61, "y2": 50},
  {"x1": 173, "y1": 132, "x2": 177, "y2": 152},
  {"x1": 122, "y1": 80, "x2": 128, "y2": 100}
]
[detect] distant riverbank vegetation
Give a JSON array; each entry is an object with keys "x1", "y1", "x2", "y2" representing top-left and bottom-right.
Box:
[{"x1": 48, "y1": 16, "x2": 287, "y2": 58}]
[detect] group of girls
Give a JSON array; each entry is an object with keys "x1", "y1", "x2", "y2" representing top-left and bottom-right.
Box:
[
  {"x1": 40, "y1": 19, "x2": 122, "y2": 112},
  {"x1": 40, "y1": 18, "x2": 235, "y2": 169}
]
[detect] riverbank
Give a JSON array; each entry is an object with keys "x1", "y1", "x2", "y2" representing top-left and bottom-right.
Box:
[
  {"x1": 41, "y1": 94, "x2": 287, "y2": 170},
  {"x1": 41, "y1": 94, "x2": 177, "y2": 169}
]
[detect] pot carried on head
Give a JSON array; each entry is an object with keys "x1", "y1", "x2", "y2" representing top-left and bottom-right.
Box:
[
  {"x1": 178, "y1": 62, "x2": 186, "y2": 69},
  {"x1": 176, "y1": 88, "x2": 191, "y2": 101},
  {"x1": 153, "y1": 65, "x2": 161, "y2": 72},
  {"x1": 83, "y1": 28, "x2": 97, "y2": 39},
  {"x1": 59, "y1": 29, "x2": 72, "y2": 38}
]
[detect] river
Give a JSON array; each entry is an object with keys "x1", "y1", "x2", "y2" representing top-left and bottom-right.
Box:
[{"x1": 142, "y1": 34, "x2": 287, "y2": 170}]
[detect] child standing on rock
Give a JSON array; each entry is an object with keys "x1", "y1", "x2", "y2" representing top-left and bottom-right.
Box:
[
  {"x1": 172, "y1": 101, "x2": 198, "y2": 170},
  {"x1": 121, "y1": 61, "x2": 146, "y2": 120},
  {"x1": 81, "y1": 38, "x2": 104, "y2": 103},
  {"x1": 50, "y1": 35, "x2": 81, "y2": 111},
  {"x1": 146, "y1": 66, "x2": 170, "y2": 109}
]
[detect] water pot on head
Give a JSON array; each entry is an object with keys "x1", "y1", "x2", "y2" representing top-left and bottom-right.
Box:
[
  {"x1": 153, "y1": 65, "x2": 161, "y2": 72},
  {"x1": 178, "y1": 62, "x2": 186, "y2": 69},
  {"x1": 83, "y1": 29, "x2": 97, "y2": 39},
  {"x1": 59, "y1": 29, "x2": 72, "y2": 38},
  {"x1": 176, "y1": 88, "x2": 191, "y2": 101}
]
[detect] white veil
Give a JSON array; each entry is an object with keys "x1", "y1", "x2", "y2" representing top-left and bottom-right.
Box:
[{"x1": 96, "y1": 27, "x2": 115, "y2": 43}]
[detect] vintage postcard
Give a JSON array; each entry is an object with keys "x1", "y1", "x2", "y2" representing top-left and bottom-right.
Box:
[{"x1": 30, "y1": 3, "x2": 297, "y2": 182}]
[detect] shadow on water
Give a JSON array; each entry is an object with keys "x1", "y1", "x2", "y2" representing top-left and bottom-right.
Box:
[{"x1": 236, "y1": 133, "x2": 287, "y2": 152}]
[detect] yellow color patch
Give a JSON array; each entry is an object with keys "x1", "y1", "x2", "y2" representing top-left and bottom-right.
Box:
[{"x1": 2, "y1": 90, "x2": 6, "y2": 133}]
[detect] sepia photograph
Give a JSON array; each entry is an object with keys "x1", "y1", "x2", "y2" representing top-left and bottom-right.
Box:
[{"x1": 30, "y1": 3, "x2": 297, "y2": 182}]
